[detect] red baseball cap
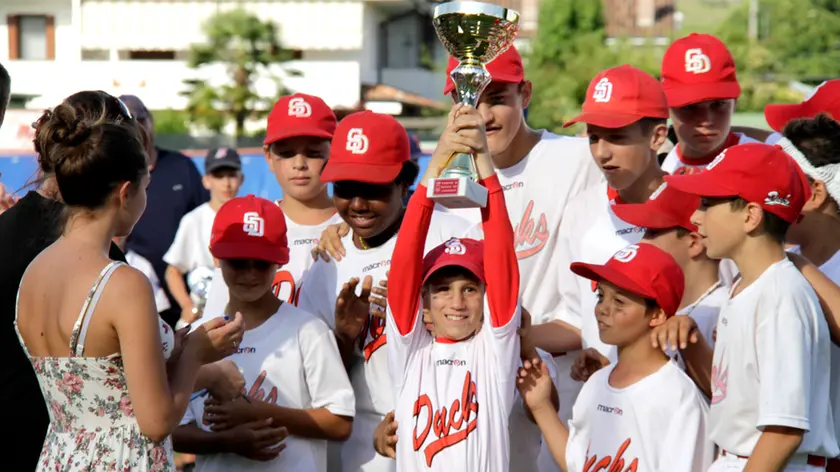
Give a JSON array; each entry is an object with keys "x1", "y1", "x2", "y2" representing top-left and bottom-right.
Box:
[
  {"x1": 442, "y1": 46, "x2": 525, "y2": 96},
  {"x1": 571, "y1": 243, "x2": 684, "y2": 318},
  {"x1": 210, "y1": 195, "x2": 290, "y2": 265},
  {"x1": 661, "y1": 33, "x2": 741, "y2": 108},
  {"x1": 422, "y1": 238, "x2": 485, "y2": 284},
  {"x1": 563, "y1": 65, "x2": 669, "y2": 128},
  {"x1": 320, "y1": 110, "x2": 409, "y2": 184},
  {"x1": 264, "y1": 93, "x2": 336, "y2": 145},
  {"x1": 612, "y1": 182, "x2": 700, "y2": 232},
  {"x1": 665, "y1": 143, "x2": 812, "y2": 224},
  {"x1": 764, "y1": 80, "x2": 840, "y2": 132}
]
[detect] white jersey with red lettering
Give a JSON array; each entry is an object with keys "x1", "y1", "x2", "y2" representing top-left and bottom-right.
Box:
[
  {"x1": 296, "y1": 213, "x2": 478, "y2": 472},
  {"x1": 387, "y1": 300, "x2": 522, "y2": 472},
  {"x1": 709, "y1": 259, "x2": 839, "y2": 466},
  {"x1": 566, "y1": 360, "x2": 713, "y2": 471},
  {"x1": 660, "y1": 132, "x2": 758, "y2": 176},
  {"x1": 180, "y1": 303, "x2": 355, "y2": 472},
  {"x1": 555, "y1": 181, "x2": 645, "y2": 361},
  {"x1": 201, "y1": 211, "x2": 344, "y2": 319}
]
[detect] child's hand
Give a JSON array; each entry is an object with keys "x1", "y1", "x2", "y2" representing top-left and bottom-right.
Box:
[
  {"x1": 650, "y1": 315, "x2": 701, "y2": 352},
  {"x1": 334, "y1": 276, "x2": 373, "y2": 341},
  {"x1": 516, "y1": 357, "x2": 555, "y2": 413},
  {"x1": 369, "y1": 273, "x2": 388, "y2": 320},
  {"x1": 311, "y1": 222, "x2": 350, "y2": 262},
  {"x1": 373, "y1": 410, "x2": 399, "y2": 459},
  {"x1": 203, "y1": 396, "x2": 259, "y2": 431},
  {"x1": 423, "y1": 104, "x2": 489, "y2": 184},
  {"x1": 228, "y1": 418, "x2": 288, "y2": 461},
  {"x1": 570, "y1": 348, "x2": 609, "y2": 382},
  {"x1": 205, "y1": 359, "x2": 246, "y2": 402}
]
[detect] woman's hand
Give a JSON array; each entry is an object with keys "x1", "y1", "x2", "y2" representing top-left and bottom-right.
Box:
[{"x1": 186, "y1": 313, "x2": 246, "y2": 364}]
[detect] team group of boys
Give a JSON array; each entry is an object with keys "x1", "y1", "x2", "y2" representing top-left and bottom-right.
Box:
[{"x1": 170, "y1": 31, "x2": 840, "y2": 472}]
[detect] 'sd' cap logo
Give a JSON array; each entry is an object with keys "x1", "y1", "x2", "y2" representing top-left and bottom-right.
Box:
[
  {"x1": 685, "y1": 48, "x2": 711, "y2": 74},
  {"x1": 444, "y1": 238, "x2": 466, "y2": 255},
  {"x1": 288, "y1": 97, "x2": 312, "y2": 117},
  {"x1": 592, "y1": 78, "x2": 613, "y2": 103},
  {"x1": 243, "y1": 211, "x2": 265, "y2": 237},
  {"x1": 346, "y1": 128, "x2": 369, "y2": 154},
  {"x1": 613, "y1": 244, "x2": 639, "y2": 263}
]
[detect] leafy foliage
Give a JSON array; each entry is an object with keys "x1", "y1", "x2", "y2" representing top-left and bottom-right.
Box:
[{"x1": 181, "y1": 9, "x2": 296, "y2": 139}]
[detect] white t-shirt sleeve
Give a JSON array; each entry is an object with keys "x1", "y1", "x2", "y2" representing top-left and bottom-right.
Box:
[
  {"x1": 660, "y1": 388, "x2": 714, "y2": 471},
  {"x1": 386, "y1": 303, "x2": 429, "y2": 392},
  {"x1": 564, "y1": 384, "x2": 590, "y2": 471},
  {"x1": 299, "y1": 317, "x2": 356, "y2": 417},
  {"x1": 163, "y1": 211, "x2": 198, "y2": 273},
  {"x1": 755, "y1": 285, "x2": 816, "y2": 431},
  {"x1": 487, "y1": 297, "x2": 523, "y2": 383},
  {"x1": 297, "y1": 261, "x2": 337, "y2": 330}
]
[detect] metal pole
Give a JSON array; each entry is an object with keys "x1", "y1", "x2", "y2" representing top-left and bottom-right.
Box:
[{"x1": 748, "y1": 0, "x2": 759, "y2": 40}]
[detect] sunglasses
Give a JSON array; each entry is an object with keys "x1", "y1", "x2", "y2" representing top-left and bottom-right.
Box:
[{"x1": 115, "y1": 97, "x2": 134, "y2": 121}]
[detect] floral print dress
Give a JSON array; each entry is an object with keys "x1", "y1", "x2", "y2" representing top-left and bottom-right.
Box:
[{"x1": 15, "y1": 261, "x2": 177, "y2": 471}]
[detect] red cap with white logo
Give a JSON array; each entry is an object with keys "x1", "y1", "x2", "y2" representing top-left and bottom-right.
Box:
[
  {"x1": 612, "y1": 182, "x2": 700, "y2": 232},
  {"x1": 665, "y1": 143, "x2": 812, "y2": 224},
  {"x1": 442, "y1": 47, "x2": 525, "y2": 96},
  {"x1": 422, "y1": 238, "x2": 485, "y2": 284},
  {"x1": 571, "y1": 243, "x2": 684, "y2": 318},
  {"x1": 210, "y1": 195, "x2": 290, "y2": 265},
  {"x1": 264, "y1": 93, "x2": 337, "y2": 145},
  {"x1": 563, "y1": 65, "x2": 669, "y2": 128},
  {"x1": 320, "y1": 110, "x2": 410, "y2": 184},
  {"x1": 660, "y1": 33, "x2": 741, "y2": 108},
  {"x1": 764, "y1": 80, "x2": 840, "y2": 132}
]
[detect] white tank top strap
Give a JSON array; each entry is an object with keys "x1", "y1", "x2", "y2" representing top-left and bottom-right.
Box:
[
  {"x1": 69, "y1": 261, "x2": 125, "y2": 357},
  {"x1": 13, "y1": 285, "x2": 31, "y2": 357}
]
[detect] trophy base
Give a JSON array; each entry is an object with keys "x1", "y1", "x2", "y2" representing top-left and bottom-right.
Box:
[{"x1": 427, "y1": 176, "x2": 488, "y2": 208}]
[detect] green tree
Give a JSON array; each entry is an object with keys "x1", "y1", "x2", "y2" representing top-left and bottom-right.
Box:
[
  {"x1": 526, "y1": 0, "x2": 664, "y2": 134},
  {"x1": 182, "y1": 9, "x2": 296, "y2": 140}
]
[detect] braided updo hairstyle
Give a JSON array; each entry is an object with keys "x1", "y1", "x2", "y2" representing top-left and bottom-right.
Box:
[{"x1": 33, "y1": 95, "x2": 148, "y2": 209}]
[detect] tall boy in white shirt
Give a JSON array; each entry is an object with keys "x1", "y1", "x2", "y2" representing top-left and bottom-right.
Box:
[
  {"x1": 518, "y1": 243, "x2": 713, "y2": 471},
  {"x1": 666, "y1": 143, "x2": 839, "y2": 471},
  {"x1": 173, "y1": 195, "x2": 355, "y2": 472}
]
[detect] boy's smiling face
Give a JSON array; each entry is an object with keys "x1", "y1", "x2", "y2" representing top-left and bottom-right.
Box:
[{"x1": 221, "y1": 259, "x2": 279, "y2": 302}]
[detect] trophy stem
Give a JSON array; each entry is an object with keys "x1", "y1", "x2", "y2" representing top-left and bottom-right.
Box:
[
  {"x1": 451, "y1": 63, "x2": 492, "y2": 107},
  {"x1": 441, "y1": 151, "x2": 479, "y2": 180}
]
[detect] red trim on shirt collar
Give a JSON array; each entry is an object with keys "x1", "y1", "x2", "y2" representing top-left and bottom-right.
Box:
[
  {"x1": 434, "y1": 336, "x2": 459, "y2": 344},
  {"x1": 675, "y1": 132, "x2": 740, "y2": 166}
]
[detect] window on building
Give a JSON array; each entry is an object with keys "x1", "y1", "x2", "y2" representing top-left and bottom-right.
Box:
[{"x1": 7, "y1": 14, "x2": 55, "y2": 60}]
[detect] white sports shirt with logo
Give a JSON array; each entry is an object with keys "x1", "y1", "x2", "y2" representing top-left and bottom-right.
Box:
[
  {"x1": 296, "y1": 212, "x2": 479, "y2": 472},
  {"x1": 180, "y1": 303, "x2": 355, "y2": 472},
  {"x1": 202, "y1": 211, "x2": 344, "y2": 318},
  {"x1": 566, "y1": 360, "x2": 714, "y2": 471},
  {"x1": 709, "y1": 259, "x2": 839, "y2": 464},
  {"x1": 661, "y1": 132, "x2": 757, "y2": 175},
  {"x1": 387, "y1": 177, "x2": 521, "y2": 472}
]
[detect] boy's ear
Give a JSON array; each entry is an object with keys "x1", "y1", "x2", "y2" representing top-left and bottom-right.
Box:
[
  {"x1": 202, "y1": 174, "x2": 211, "y2": 191},
  {"x1": 648, "y1": 307, "x2": 668, "y2": 328},
  {"x1": 686, "y1": 231, "x2": 706, "y2": 259}
]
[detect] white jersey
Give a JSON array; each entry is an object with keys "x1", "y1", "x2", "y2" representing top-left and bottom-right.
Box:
[
  {"x1": 163, "y1": 202, "x2": 216, "y2": 274},
  {"x1": 387, "y1": 299, "x2": 522, "y2": 472},
  {"x1": 297, "y1": 213, "x2": 478, "y2": 472},
  {"x1": 556, "y1": 181, "x2": 645, "y2": 361},
  {"x1": 201, "y1": 211, "x2": 344, "y2": 319},
  {"x1": 126, "y1": 249, "x2": 171, "y2": 313},
  {"x1": 766, "y1": 132, "x2": 783, "y2": 145},
  {"x1": 709, "y1": 259, "x2": 839, "y2": 462},
  {"x1": 672, "y1": 281, "x2": 727, "y2": 370},
  {"x1": 566, "y1": 361, "x2": 714, "y2": 472},
  {"x1": 660, "y1": 132, "x2": 758, "y2": 175},
  {"x1": 181, "y1": 303, "x2": 355, "y2": 472}
]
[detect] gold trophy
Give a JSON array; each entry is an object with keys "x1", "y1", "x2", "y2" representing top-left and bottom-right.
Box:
[{"x1": 429, "y1": 1, "x2": 520, "y2": 208}]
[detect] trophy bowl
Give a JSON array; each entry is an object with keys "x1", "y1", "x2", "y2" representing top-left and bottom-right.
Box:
[
  {"x1": 428, "y1": 1, "x2": 519, "y2": 208},
  {"x1": 186, "y1": 266, "x2": 215, "y2": 322}
]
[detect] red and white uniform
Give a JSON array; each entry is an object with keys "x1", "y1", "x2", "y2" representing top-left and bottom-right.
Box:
[
  {"x1": 661, "y1": 132, "x2": 758, "y2": 176},
  {"x1": 201, "y1": 211, "x2": 344, "y2": 318},
  {"x1": 567, "y1": 361, "x2": 713, "y2": 471},
  {"x1": 387, "y1": 175, "x2": 520, "y2": 472},
  {"x1": 181, "y1": 303, "x2": 355, "y2": 472},
  {"x1": 708, "y1": 259, "x2": 839, "y2": 470},
  {"x1": 297, "y1": 212, "x2": 478, "y2": 472}
]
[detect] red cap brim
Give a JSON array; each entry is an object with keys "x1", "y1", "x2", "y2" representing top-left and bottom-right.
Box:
[
  {"x1": 443, "y1": 73, "x2": 521, "y2": 96},
  {"x1": 563, "y1": 112, "x2": 644, "y2": 129},
  {"x1": 570, "y1": 262, "x2": 655, "y2": 301},
  {"x1": 664, "y1": 173, "x2": 738, "y2": 198},
  {"x1": 422, "y1": 260, "x2": 485, "y2": 285},
  {"x1": 210, "y1": 242, "x2": 290, "y2": 265},
  {"x1": 264, "y1": 126, "x2": 334, "y2": 145},
  {"x1": 664, "y1": 81, "x2": 741, "y2": 108},
  {"x1": 612, "y1": 203, "x2": 697, "y2": 232},
  {"x1": 764, "y1": 103, "x2": 812, "y2": 133},
  {"x1": 320, "y1": 161, "x2": 403, "y2": 184}
]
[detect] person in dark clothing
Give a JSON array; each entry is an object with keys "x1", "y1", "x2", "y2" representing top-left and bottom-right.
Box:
[
  {"x1": 0, "y1": 91, "x2": 135, "y2": 470},
  {"x1": 119, "y1": 95, "x2": 210, "y2": 327}
]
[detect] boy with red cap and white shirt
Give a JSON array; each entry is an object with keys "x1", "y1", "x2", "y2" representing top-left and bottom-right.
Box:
[
  {"x1": 517, "y1": 243, "x2": 713, "y2": 471},
  {"x1": 664, "y1": 143, "x2": 839, "y2": 471},
  {"x1": 173, "y1": 195, "x2": 355, "y2": 472},
  {"x1": 762, "y1": 80, "x2": 840, "y2": 144},
  {"x1": 202, "y1": 93, "x2": 343, "y2": 318},
  {"x1": 660, "y1": 33, "x2": 758, "y2": 176},
  {"x1": 555, "y1": 64, "x2": 670, "y2": 361},
  {"x1": 385, "y1": 104, "x2": 522, "y2": 472},
  {"x1": 297, "y1": 110, "x2": 477, "y2": 472}
]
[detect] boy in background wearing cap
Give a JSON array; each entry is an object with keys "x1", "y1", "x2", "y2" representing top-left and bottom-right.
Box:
[
  {"x1": 202, "y1": 93, "x2": 343, "y2": 320},
  {"x1": 297, "y1": 110, "x2": 478, "y2": 472},
  {"x1": 165, "y1": 147, "x2": 244, "y2": 327},
  {"x1": 663, "y1": 143, "x2": 838, "y2": 471},
  {"x1": 660, "y1": 33, "x2": 758, "y2": 176},
  {"x1": 173, "y1": 195, "x2": 355, "y2": 472},
  {"x1": 385, "y1": 101, "x2": 522, "y2": 472},
  {"x1": 518, "y1": 243, "x2": 713, "y2": 471},
  {"x1": 759, "y1": 80, "x2": 840, "y2": 145},
  {"x1": 554, "y1": 65, "x2": 670, "y2": 363}
]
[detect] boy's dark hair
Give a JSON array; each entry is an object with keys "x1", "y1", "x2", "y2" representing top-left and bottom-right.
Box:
[
  {"x1": 395, "y1": 160, "x2": 420, "y2": 188},
  {"x1": 783, "y1": 113, "x2": 840, "y2": 167},
  {"x1": 730, "y1": 197, "x2": 790, "y2": 243},
  {"x1": 423, "y1": 265, "x2": 482, "y2": 288},
  {"x1": 638, "y1": 118, "x2": 668, "y2": 135},
  {"x1": 0, "y1": 62, "x2": 10, "y2": 118}
]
